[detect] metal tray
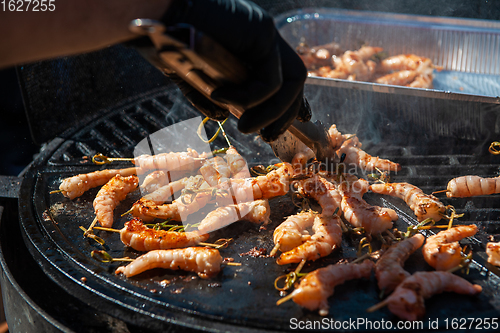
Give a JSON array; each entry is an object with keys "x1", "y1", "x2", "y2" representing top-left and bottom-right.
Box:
[{"x1": 276, "y1": 8, "x2": 500, "y2": 104}]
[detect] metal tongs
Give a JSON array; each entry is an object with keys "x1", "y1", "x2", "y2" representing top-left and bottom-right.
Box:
[{"x1": 129, "y1": 19, "x2": 337, "y2": 166}]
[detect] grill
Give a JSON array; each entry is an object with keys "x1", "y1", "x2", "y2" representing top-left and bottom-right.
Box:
[
  {"x1": 2, "y1": 1, "x2": 500, "y2": 332},
  {"x1": 4, "y1": 80, "x2": 500, "y2": 332}
]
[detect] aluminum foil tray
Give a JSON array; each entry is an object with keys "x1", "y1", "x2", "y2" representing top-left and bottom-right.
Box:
[{"x1": 276, "y1": 8, "x2": 500, "y2": 104}]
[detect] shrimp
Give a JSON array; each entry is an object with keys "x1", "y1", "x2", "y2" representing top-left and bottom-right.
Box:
[
  {"x1": 130, "y1": 176, "x2": 204, "y2": 222},
  {"x1": 273, "y1": 211, "x2": 317, "y2": 253},
  {"x1": 375, "y1": 234, "x2": 425, "y2": 294},
  {"x1": 327, "y1": 124, "x2": 353, "y2": 151},
  {"x1": 375, "y1": 70, "x2": 419, "y2": 86},
  {"x1": 337, "y1": 136, "x2": 401, "y2": 172},
  {"x1": 338, "y1": 178, "x2": 398, "y2": 235},
  {"x1": 200, "y1": 156, "x2": 231, "y2": 186},
  {"x1": 133, "y1": 148, "x2": 203, "y2": 172},
  {"x1": 137, "y1": 191, "x2": 214, "y2": 222},
  {"x1": 297, "y1": 41, "x2": 343, "y2": 69},
  {"x1": 119, "y1": 218, "x2": 209, "y2": 251},
  {"x1": 370, "y1": 182, "x2": 445, "y2": 222},
  {"x1": 58, "y1": 167, "x2": 138, "y2": 200},
  {"x1": 422, "y1": 225, "x2": 478, "y2": 271},
  {"x1": 140, "y1": 170, "x2": 188, "y2": 193},
  {"x1": 377, "y1": 54, "x2": 432, "y2": 73},
  {"x1": 93, "y1": 175, "x2": 139, "y2": 227},
  {"x1": 408, "y1": 73, "x2": 433, "y2": 89},
  {"x1": 333, "y1": 46, "x2": 383, "y2": 81},
  {"x1": 446, "y1": 175, "x2": 500, "y2": 198},
  {"x1": 115, "y1": 247, "x2": 223, "y2": 279},
  {"x1": 196, "y1": 199, "x2": 271, "y2": 234},
  {"x1": 217, "y1": 162, "x2": 293, "y2": 204},
  {"x1": 486, "y1": 242, "x2": 500, "y2": 266},
  {"x1": 225, "y1": 146, "x2": 250, "y2": 179},
  {"x1": 287, "y1": 260, "x2": 374, "y2": 316},
  {"x1": 382, "y1": 271, "x2": 482, "y2": 321},
  {"x1": 277, "y1": 214, "x2": 343, "y2": 265},
  {"x1": 298, "y1": 175, "x2": 342, "y2": 216},
  {"x1": 291, "y1": 145, "x2": 315, "y2": 175}
]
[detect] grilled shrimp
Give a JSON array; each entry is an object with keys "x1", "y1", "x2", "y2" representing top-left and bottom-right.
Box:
[
  {"x1": 370, "y1": 182, "x2": 445, "y2": 222},
  {"x1": 298, "y1": 175, "x2": 342, "y2": 216},
  {"x1": 339, "y1": 179, "x2": 398, "y2": 235},
  {"x1": 377, "y1": 54, "x2": 432, "y2": 73},
  {"x1": 333, "y1": 46, "x2": 383, "y2": 81},
  {"x1": 337, "y1": 136, "x2": 401, "y2": 172},
  {"x1": 93, "y1": 175, "x2": 139, "y2": 227},
  {"x1": 375, "y1": 234, "x2": 425, "y2": 294},
  {"x1": 217, "y1": 162, "x2": 293, "y2": 204},
  {"x1": 138, "y1": 191, "x2": 214, "y2": 222},
  {"x1": 291, "y1": 146, "x2": 315, "y2": 175},
  {"x1": 120, "y1": 218, "x2": 209, "y2": 251},
  {"x1": 196, "y1": 199, "x2": 271, "y2": 234},
  {"x1": 383, "y1": 271, "x2": 482, "y2": 321},
  {"x1": 200, "y1": 156, "x2": 231, "y2": 186},
  {"x1": 130, "y1": 176, "x2": 205, "y2": 222},
  {"x1": 115, "y1": 247, "x2": 223, "y2": 279},
  {"x1": 58, "y1": 167, "x2": 138, "y2": 200},
  {"x1": 327, "y1": 124, "x2": 353, "y2": 151},
  {"x1": 422, "y1": 225, "x2": 478, "y2": 271},
  {"x1": 486, "y1": 242, "x2": 500, "y2": 266},
  {"x1": 225, "y1": 146, "x2": 250, "y2": 179},
  {"x1": 140, "y1": 170, "x2": 188, "y2": 193},
  {"x1": 289, "y1": 260, "x2": 374, "y2": 316},
  {"x1": 375, "y1": 70, "x2": 419, "y2": 86},
  {"x1": 133, "y1": 148, "x2": 203, "y2": 172},
  {"x1": 408, "y1": 73, "x2": 433, "y2": 89},
  {"x1": 273, "y1": 211, "x2": 317, "y2": 253},
  {"x1": 446, "y1": 175, "x2": 500, "y2": 198},
  {"x1": 277, "y1": 214, "x2": 343, "y2": 265}
]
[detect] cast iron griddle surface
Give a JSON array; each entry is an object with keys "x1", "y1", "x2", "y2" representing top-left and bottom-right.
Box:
[{"x1": 19, "y1": 88, "x2": 500, "y2": 331}]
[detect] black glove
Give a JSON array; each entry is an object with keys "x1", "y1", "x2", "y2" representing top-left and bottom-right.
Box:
[{"x1": 161, "y1": 0, "x2": 309, "y2": 141}]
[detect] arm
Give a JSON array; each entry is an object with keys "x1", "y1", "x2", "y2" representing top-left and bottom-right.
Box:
[{"x1": 0, "y1": 0, "x2": 173, "y2": 68}]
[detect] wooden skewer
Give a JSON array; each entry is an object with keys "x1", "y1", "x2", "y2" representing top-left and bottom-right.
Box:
[
  {"x1": 269, "y1": 243, "x2": 280, "y2": 257},
  {"x1": 276, "y1": 290, "x2": 297, "y2": 306},
  {"x1": 431, "y1": 189, "x2": 449, "y2": 195},
  {"x1": 84, "y1": 217, "x2": 99, "y2": 236},
  {"x1": 366, "y1": 299, "x2": 390, "y2": 313}
]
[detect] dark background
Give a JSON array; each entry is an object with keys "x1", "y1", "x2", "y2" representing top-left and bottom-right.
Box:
[{"x1": 1, "y1": 0, "x2": 499, "y2": 176}]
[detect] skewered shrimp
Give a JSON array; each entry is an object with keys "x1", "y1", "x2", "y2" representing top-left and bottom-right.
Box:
[
  {"x1": 297, "y1": 41, "x2": 343, "y2": 69},
  {"x1": 133, "y1": 148, "x2": 204, "y2": 171},
  {"x1": 140, "y1": 170, "x2": 188, "y2": 193},
  {"x1": 196, "y1": 199, "x2": 271, "y2": 234},
  {"x1": 370, "y1": 182, "x2": 445, "y2": 222},
  {"x1": 273, "y1": 211, "x2": 317, "y2": 253},
  {"x1": 337, "y1": 136, "x2": 401, "y2": 172},
  {"x1": 285, "y1": 260, "x2": 374, "y2": 316},
  {"x1": 93, "y1": 175, "x2": 139, "y2": 227},
  {"x1": 339, "y1": 178, "x2": 398, "y2": 235},
  {"x1": 422, "y1": 225, "x2": 478, "y2": 271},
  {"x1": 58, "y1": 167, "x2": 139, "y2": 200},
  {"x1": 298, "y1": 175, "x2": 342, "y2": 216},
  {"x1": 200, "y1": 156, "x2": 231, "y2": 186},
  {"x1": 377, "y1": 54, "x2": 432, "y2": 73},
  {"x1": 486, "y1": 242, "x2": 500, "y2": 266},
  {"x1": 327, "y1": 124, "x2": 353, "y2": 151},
  {"x1": 446, "y1": 175, "x2": 500, "y2": 198},
  {"x1": 277, "y1": 214, "x2": 343, "y2": 265},
  {"x1": 115, "y1": 247, "x2": 223, "y2": 279},
  {"x1": 381, "y1": 271, "x2": 482, "y2": 321},
  {"x1": 217, "y1": 162, "x2": 293, "y2": 204},
  {"x1": 138, "y1": 191, "x2": 214, "y2": 222},
  {"x1": 119, "y1": 218, "x2": 209, "y2": 251},
  {"x1": 333, "y1": 46, "x2": 383, "y2": 81},
  {"x1": 408, "y1": 73, "x2": 433, "y2": 89},
  {"x1": 375, "y1": 234, "x2": 425, "y2": 294},
  {"x1": 225, "y1": 146, "x2": 250, "y2": 179},
  {"x1": 291, "y1": 145, "x2": 315, "y2": 175},
  {"x1": 375, "y1": 70, "x2": 418, "y2": 86},
  {"x1": 130, "y1": 176, "x2": 205, "y2": 222}
]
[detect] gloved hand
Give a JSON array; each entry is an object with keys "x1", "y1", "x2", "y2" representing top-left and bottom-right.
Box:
[{"x1": 161, "y1": 0, "x2": 309, "y2": 142}]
